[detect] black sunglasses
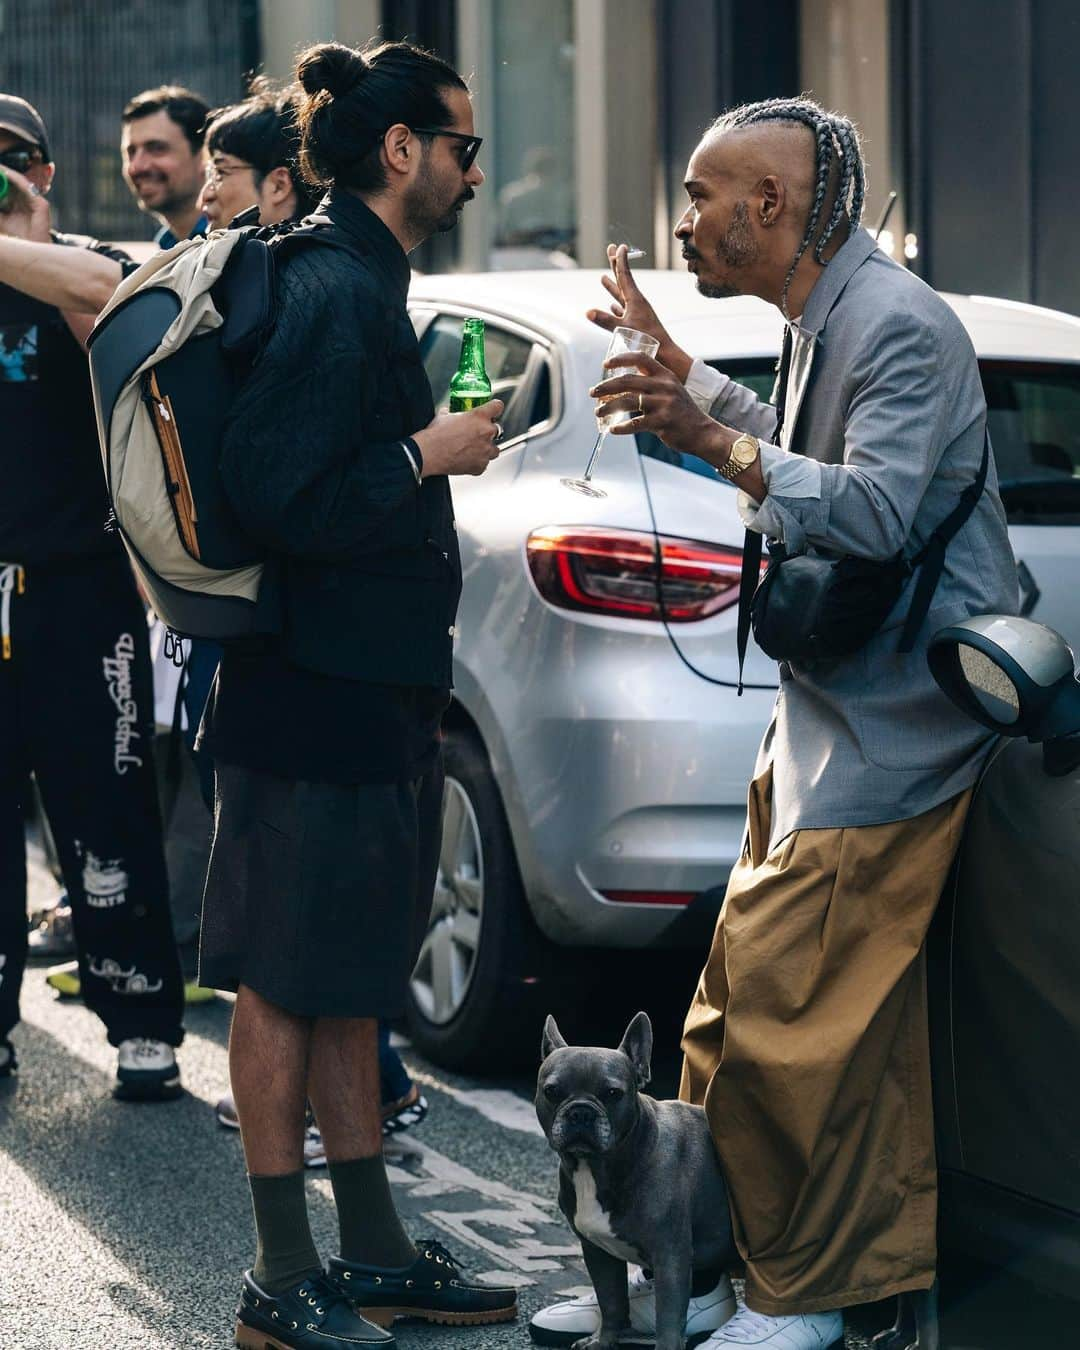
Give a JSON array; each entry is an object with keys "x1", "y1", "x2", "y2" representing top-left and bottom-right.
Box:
[
  {"x1": 411, "y1": 127, "x2": 483, "y2": 172},
  {"x1": 0, "y1": 148, "x2": 42, "y2": 174}
]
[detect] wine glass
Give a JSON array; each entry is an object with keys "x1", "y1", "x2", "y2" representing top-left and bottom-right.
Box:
[{"x1": 561, "y1": 326, "x2": 660, "y2": 498}]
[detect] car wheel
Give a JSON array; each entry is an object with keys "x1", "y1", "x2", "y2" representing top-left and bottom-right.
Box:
[{"x1": 406, "y1": 727, "x2": 555, "y2": 1072}]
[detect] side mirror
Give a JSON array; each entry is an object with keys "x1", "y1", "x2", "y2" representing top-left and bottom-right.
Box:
[{"x1": 928, "y1": 615, "x2": 1080, "y2": 776}]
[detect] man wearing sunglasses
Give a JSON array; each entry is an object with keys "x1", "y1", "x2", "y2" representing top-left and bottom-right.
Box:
[
  {"x1": 199, "y1": 39, "x2": 516, "y2": 1349},
  {"x1": 0, "y1": 93, "x2": 185, "y2": 1102},
  {"x1": 0, "y1": 114, "x2": 129, "y2": 330}
]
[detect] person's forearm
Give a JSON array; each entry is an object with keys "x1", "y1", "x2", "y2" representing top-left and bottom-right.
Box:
[
  {"x1": 0, "y1": 236, "x2": 121, "y2": 313},
  {"x1": 661, "y1": 341, "x2": 693, "y2": 384},
  {"x1": 62, "y1": 310, "x2": 98, "y2": 350}
]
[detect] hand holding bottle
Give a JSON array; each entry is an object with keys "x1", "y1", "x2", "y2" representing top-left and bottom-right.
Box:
[
  {"x1": 0, "y1": 164, "x2": 50, "y2": 240},
  {"x1": 413, "y1": 400, "x2": 505, "y2": 478}
]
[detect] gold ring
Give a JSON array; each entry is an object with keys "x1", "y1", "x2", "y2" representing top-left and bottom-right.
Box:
[{"x1": 637, "y1": 393, "x2": 645, "y2": 415}]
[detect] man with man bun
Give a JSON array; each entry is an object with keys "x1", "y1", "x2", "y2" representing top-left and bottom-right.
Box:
[{"x1": 197, "y1": 40, "x2": 517, "y2": 1348}]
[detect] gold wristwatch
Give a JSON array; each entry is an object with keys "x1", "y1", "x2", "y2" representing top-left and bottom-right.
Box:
[{"x1": 718, "y1": 433, "x2": 760, "y2": 480}]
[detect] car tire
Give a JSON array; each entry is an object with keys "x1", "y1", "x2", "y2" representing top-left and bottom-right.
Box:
[{"x1": 405, "y1": 727, "x2": 560, "y2": 1072}]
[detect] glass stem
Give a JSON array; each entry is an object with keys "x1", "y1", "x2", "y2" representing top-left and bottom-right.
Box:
[{"x1": 583, "y1": 429, "x2": 606, "y2": 481}]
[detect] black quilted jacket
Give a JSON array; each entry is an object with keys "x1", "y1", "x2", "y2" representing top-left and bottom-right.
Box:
[{"x1": 220, "y1": 190, "x2": 462, "y2": 687}]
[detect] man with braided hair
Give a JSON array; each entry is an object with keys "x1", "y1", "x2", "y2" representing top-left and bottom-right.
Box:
[{"x1": 535, "y1": 99, "x2": 1017, "y2": 1349}]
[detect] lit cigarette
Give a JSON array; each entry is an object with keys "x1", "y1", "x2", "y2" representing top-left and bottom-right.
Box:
[{"x1": 624, "y1": 247, "x2": 646, "y2": 261}]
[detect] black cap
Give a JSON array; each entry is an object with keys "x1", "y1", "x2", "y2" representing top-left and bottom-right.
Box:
[{"x1": 0, "y1": 95, "x2": 51, "y2": 161}]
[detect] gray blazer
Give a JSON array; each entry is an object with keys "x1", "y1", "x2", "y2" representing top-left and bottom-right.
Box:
[{"x1": 705, "y1": 228, "x2": 1018, "y2": 843}]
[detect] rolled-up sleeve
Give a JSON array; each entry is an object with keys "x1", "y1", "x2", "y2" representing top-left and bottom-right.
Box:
[{"x1": 737, "y1": 444, "x2": 822, "y2": 544}]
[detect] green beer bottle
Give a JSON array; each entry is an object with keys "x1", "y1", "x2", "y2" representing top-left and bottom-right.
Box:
[
  {"x1": 0, "y1": 170, "x2": 10, "y2": 212},
  {"x1": 448, "y1": 317, "x2": 493, "y2": 412}
]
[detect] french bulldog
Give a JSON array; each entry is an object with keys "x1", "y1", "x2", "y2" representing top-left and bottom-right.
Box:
[{"x1": 535, "y1": 1011, "x2": 737, "y2": 1350}]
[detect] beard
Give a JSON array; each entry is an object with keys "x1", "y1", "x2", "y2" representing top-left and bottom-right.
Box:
[
  {"x1": 404, "y1": 153, "x2": 473, "y2": 237},
  {"x1": 683, "y1": 200, "x2": 758, "y2": 298}
]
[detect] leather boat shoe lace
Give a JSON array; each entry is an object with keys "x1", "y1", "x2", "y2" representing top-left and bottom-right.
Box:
[
  {"x1": 328, "y1": 1239, "x2": 518, "y2": 1327},
  {"x1": 235, "y1": 1269, "x2": 394, "y2": 1349}
]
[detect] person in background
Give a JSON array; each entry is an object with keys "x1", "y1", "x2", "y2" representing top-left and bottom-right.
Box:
[
  {"x1": 198, "y1": 78, "x2": 318, "y2": 231},
  {"x1": 0, "y1": 94, "x2": 184, "y2": 1101},
  {"x1": 120, "y1": 85, "x2": 209, "y2": 246},
  {"x1": 42, "y1": 87, "x2": 213, "y2": 1001}
]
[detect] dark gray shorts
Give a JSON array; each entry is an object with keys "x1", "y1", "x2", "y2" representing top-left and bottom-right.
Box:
[{"x1": 198, "y1": 757, "x2": 443, "y2": 1017}]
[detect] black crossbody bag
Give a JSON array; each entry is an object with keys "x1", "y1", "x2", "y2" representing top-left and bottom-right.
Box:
[{"x1": 735, "y1": 331, "x2": 990, "y2": 691}]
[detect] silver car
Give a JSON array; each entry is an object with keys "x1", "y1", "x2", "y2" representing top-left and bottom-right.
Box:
[{"x1": 405, "y1": 270, "x2": 1080, "y2": 1069}]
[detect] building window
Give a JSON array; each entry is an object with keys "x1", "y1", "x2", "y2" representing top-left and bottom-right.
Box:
[{"x1": 491, "y1": 0, "x2": 576, "y2": 267}]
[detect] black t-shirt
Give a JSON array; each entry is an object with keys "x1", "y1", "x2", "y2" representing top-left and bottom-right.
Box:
[
  {"x1": 0, "y1": 233, "x2": 131, "y2": 566},
  {"x1": 201, "y1": 640, "x2": 449, "y2": 785}
]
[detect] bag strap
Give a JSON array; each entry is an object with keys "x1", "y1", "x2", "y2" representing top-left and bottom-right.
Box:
[
  {"x1": 897, "y1": 426, "x2": 990, "y2": 652},
  {"x1": 736, "y1": 326, "x2": 792, "y2": 693}
]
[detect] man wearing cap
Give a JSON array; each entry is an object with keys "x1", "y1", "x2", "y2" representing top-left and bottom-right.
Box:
[{"x1": 0, "y1": 94, "x2": 185, "y2": 1101}]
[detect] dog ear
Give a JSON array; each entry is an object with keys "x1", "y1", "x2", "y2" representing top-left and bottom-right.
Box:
[
  {"x1": 541, "y1": 1014, "x2": 568, "y2": 1060},
  {"x1": 618, "y1": 1011, "x2": 653, "y2": 1087}
]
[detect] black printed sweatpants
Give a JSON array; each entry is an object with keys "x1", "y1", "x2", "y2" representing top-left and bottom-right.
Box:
[{"x1": 0, "y1": 552, "x2": 183, "y2": 1048}]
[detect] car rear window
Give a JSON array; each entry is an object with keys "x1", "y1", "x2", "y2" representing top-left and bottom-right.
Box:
[
  {"x1": 635, "y1": 358, "x2": 775, "y2": 481},
  {"x1": 419, "y1": 316, "x2": 533, "y2": 412},
  {"x1": 638, "y1": 356, "x2": 1080, "y2": 524},
  {"x1": 981, "y1": 361, "x2": 1080, "y2": 524}
]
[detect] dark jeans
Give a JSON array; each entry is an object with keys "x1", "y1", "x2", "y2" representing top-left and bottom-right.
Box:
[
  {"x1": 0, "y1": 555, "x2": 183, "y2": 1047},
  {"x1": 379, "y1": 1021, "x2": 412, "y2": 1103}
]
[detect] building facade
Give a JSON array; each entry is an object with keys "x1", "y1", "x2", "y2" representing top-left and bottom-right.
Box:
[{"x1": 2, "y1": 0, "x2": 1078, "y2": 313}]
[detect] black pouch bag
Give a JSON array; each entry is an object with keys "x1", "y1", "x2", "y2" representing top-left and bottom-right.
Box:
[{"x1": 735, "y1": 430, "x2": 990, "y2": 689}]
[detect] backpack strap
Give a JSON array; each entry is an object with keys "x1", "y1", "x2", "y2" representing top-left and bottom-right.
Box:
[
  {"x1": 736, "y1": 326, "x2": 792, "y2": 693},
  {"x1": 897, "y1": 425, "x2": 990, "y2": 651}
]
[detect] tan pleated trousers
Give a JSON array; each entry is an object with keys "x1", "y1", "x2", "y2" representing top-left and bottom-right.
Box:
[{"x1": 680, "y1": 767, "x2": 972, "y2": 1315}]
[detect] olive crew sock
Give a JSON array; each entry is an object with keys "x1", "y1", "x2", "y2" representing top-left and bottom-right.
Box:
[
  {"x1": 249, "y1": 1171, "x2": 323, "y2": 1294},
  {"x1": 328, "y1": 1154, "x2": 417, "y2": 1268}
]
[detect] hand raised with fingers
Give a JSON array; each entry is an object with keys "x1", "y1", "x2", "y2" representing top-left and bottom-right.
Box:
[
  {"x1": 586, "y1": 244, "x2": 692, "y2": 382},
  {"x1": 589, "y1": 351, "x2": 716, "y2": 456}
]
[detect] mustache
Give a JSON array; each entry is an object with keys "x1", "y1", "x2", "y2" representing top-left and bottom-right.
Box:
[{"x1": 681, "y1": 243, "x2": 701, "y2": 261}]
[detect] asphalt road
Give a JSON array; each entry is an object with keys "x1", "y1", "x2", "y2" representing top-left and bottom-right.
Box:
[{"x1": 1, "y1": 862, "x2": 1071, "y2": 1349}]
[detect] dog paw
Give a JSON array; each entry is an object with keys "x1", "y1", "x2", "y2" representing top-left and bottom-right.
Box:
[{"x1": 571, "y1": 1335, "x2": 621, "y2": 1350}]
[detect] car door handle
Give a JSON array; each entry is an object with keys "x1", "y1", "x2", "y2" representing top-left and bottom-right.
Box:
[{"x1": 1016, "y1": 559, "x2": 1040, "y2": 617}]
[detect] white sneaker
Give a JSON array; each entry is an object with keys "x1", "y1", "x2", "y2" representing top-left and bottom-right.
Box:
[
  {"x1": 530, "y1": 1267, "x2": 737, "y2": 1345},
  {"x1": 701, "y1": 1307, "x2": 843, "y2": 1348},
  {"x1": 114, "y1": 1038, "x2": 182, "y2": 1102},
  {"x1": 303, "y1": 1117, "x2": 327, "y2": 1169}
]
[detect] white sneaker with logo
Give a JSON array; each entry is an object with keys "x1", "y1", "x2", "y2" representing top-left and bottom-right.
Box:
[
  {"x1": 115, "y1": 1038, "x2": 182, "y2": 1101},
  {"x1": 700, "y1": 1307, "x2": 843, "y2": 1348},
  {"x1": 529, "y1": 1267, "x2": 737, "y2": 1345}
]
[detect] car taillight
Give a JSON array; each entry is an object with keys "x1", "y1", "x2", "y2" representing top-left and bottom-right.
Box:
[
  {"x1": 526, "y1": 526, "x2": 745, "y2": 622},
  {"x1": 601, "y1": 889, "x2": 696, "y2": 906}
]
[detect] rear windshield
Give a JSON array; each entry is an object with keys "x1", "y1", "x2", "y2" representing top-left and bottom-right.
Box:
[
  {"x1": 981, "y1": 361, "x2": 1080, "y2": 524},
  {"x1": 636, "y1": 357, "x2": 1080, "y2": 525}
]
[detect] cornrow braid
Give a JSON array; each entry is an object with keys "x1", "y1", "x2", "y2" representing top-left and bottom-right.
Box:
[{"x1": 710, "y1": 97, "x2": 866, "y2": 320}]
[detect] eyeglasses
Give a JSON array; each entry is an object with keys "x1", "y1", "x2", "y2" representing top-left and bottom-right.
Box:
[
  {"x1": 0, "y1": 148, "x2": 42, "y2": 174},
  {"x1": 411, "y1": 127, "x2": 483, "y2": 172},
  {"x1": 204, "y1": 159, "x2": 256, "y2": 189}
]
